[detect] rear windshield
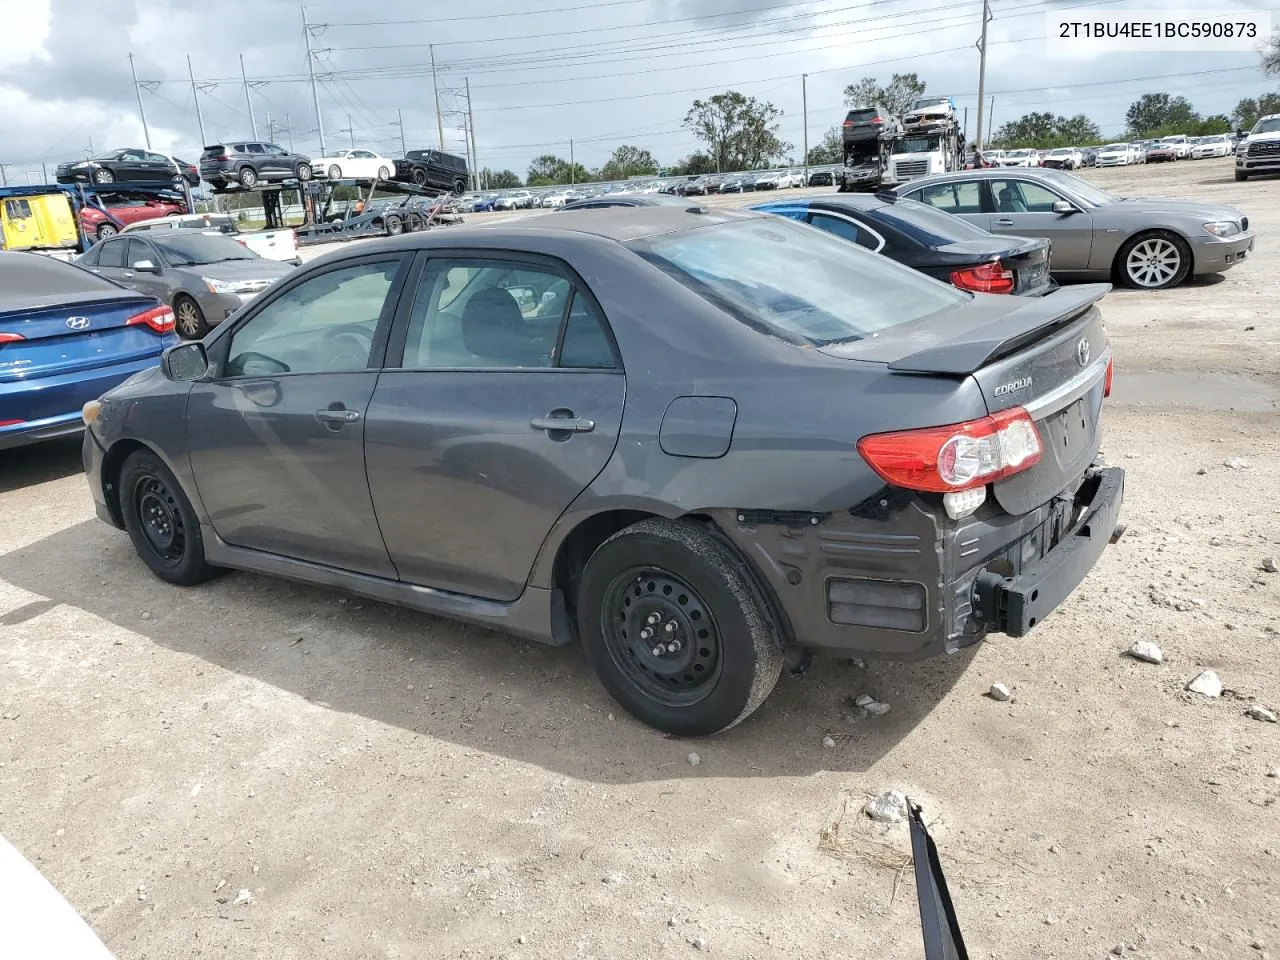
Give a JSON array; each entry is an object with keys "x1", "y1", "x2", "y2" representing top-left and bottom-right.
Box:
[
  {"x1": 152, "y1": 233, "x2": 257, "y2": 265},
  {"x1": 631, "y1": 218, "x2": 965, "y2": 346},
  {"x1": 201, "y1": 145, "x2": 225, "y2": 156},
  {"x1": 846, "y1": 109, "x2": 879, "y2": 121},
  {"x1": 0, "y1": 254, "x2": 120, "y2": 308},
  {"x1": 862, "y1": 198, "x2": 994, "y2": 247}
]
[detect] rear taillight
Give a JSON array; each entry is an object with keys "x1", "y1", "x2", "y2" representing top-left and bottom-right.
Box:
[
  {"x1": 857, "y1": 407, "x2": 1043, "y2": 493},
  {"x1": 126, "y1": 305, "x2": 176, "y2": 335},
  {"x1": 842, "y1": 120, "x2": 853, "y2": 127},
  {"x1": 0, "y1": 332, "x2": 25, "y2": 344},
  {"x1": 871, "y1": 116, "x2": 882, "y2": 123},
  {"x1": 950, "y1": 261, "x2": 1015, "y2": 294},
  {"x1": 1104, "y1": 352, "x2": 1113, "y2": 398}
]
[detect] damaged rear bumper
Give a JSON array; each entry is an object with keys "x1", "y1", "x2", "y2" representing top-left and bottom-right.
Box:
[{"x1": 715, "y1": 463, "x2": 1124, "y2": 661}]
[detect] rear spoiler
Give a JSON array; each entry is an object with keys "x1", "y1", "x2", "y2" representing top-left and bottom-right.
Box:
[{"x1": 888, "y1": 283, "x2": 1110, "y2": 376}]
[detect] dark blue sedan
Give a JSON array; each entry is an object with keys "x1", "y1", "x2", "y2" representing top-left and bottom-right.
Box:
[{"x1": 0, "y1": 252, "x2": 177, "y2": 449}]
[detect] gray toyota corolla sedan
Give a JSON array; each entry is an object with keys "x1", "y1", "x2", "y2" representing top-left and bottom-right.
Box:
[
  {"x1": 887, "y1": 168, "x2": 1254, "y2": 290},
  {"x1": 82, "y1": 208, "x2": 1124, "y2": 735}
]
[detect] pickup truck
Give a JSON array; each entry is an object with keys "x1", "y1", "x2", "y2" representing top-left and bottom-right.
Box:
[{"x1": 122, "y1": 213, "x2": 301, "y2": 264}]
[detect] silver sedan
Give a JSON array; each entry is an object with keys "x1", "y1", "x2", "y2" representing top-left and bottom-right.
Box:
[{"x1": 887, "y1": 168, "x2": 1254, "y2": 289}]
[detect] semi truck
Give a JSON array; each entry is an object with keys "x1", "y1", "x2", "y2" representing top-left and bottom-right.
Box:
[{"x1": 838, "y1": 98, "x2": 964, "y2": 192}]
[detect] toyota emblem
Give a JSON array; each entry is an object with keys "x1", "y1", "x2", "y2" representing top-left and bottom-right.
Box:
[
  {"x1": 65, "y1": 316, "x2": 90, "y2": 330},
  {"x1": 1076, "y1": 337, "x2": 1090, "y2": 367}
]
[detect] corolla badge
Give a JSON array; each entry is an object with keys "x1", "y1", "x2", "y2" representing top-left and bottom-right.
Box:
[
  {"x1": 1076, "y1": 337, "x2": 1091, "y2": 367},
  {"x1": 992, "y1": 376, "x2": 1033, "y2": 397},
  {"x1": 65, "y1": 316, "x2": 90, "y2": 330}
]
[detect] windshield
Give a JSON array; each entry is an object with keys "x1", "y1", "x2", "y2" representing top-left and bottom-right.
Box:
[
  {"x1": 631, "y1": 218, "x2": 965, "y2": 346},
  {"x1": 1006, "y1": 149, "x2": 1032, "y2": 158},
  {"x1": 1048, "y1": 149, "x2": 1072, "y2": 156},
  {"x1": 893, "y1": 136, "x2": 940, "y2": 154},
  {"x1": 865, "y1": 198, "x2": 996, "y2": 247},
  {"x1": 1252, "y1": 117, "x2": 1280, "y2": 134},
  {"x1": 1036, "y1": 169, "x2": 1117, "y2": 206},
  {"x1": 912, "y1": 97, "x2": 949, "y2": 109},
  {"x1": 1101, "y1": 143, "x2": 1127, "y2": 151},
  {"x1": 152, "y1": 233, "x2": 257, "y2": 266}
]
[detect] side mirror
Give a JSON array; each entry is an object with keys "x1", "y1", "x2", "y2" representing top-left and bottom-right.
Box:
[
  {"x1": 133, "y1": 259, "x2": 160, "y2": 273},
  {"x1": 1051, "y1": 200, "x2": 1076, "y2": 215},
  {"x1": 161, "y1": 342, "x2": 209, "y2": 381}
]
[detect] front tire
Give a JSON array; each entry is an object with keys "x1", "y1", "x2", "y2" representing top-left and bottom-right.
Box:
[
  {"x1": 576, "y1": 519, "x2": 783, "y2": 736},
  {"x1": 238, "y1": 166, "x2": 259, "y2": 188},
  {"x1": 93, "y1": 168, "x2": 115, "y2": 184},
  {"x1": 328, "y1": 164, "x2": 342, "y2": 180},
  {"x1": 1116, "y1": 231, "x2": 1191, "y2": 290},
  {"x1": 118, "y1": 450, "x2": 220, "y2": 586},
  {"x1": 453, "y1": 178, "x2": 466, "y2": 194},
  {"x1": 383, "y1": 213, "x2": 404, "y2": 235},
  {"x1": 295, "y1": 163, "x2": 313, "y2": 181},
  {"x1": 1236, "y1": 170, "x2": 1249, "y2": 181},
  {"x1": 173, "y1": 294, "x2": 209, "y2": 340}
]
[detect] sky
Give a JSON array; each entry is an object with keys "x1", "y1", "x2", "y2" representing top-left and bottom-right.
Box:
[{"x1": 0, "y1": 0, "x2": 1274, "y2": 184}]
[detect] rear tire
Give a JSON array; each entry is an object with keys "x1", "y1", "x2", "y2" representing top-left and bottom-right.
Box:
[
  {"x1": 1116, "y1": 230, "x2": 1191, "y2": 290},
  {"x1": 96, "y1": 223, "x2": 118, "y2": 240},
  {"x1": 1236, "y1": 170, "x2": 1249, "y2": 181},
  {"x1": 405, "y1": 213, "x2": 424, "y2": 232},
  {"x1": 118, "y1": 449, "x2": 220, "y2": 587},
  {"x1": 173, "y1": 294, "x2": 209, "y2": 340},
  {"x1": 412, "y1": 167, "x2": 428, "y2": 187},
  {"x1": 453, "y1": 178, "x2": 466, "y2": 194},
  {"x1": 576, "y1": 518, "x2": 783, "y2": 736},
  {"x1": 384, "y1": 213, "x2": 404, "y2": 236},
  {"x1": 238, "y1": 166, "x2": 258, "y2": 189}
]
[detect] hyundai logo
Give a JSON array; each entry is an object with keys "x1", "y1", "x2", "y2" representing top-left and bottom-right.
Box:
[
  {"x1": 1076, "y1": 338, "x2": 1091, "y2": 367},
  {"x1": 65, "y1": 316, "x2": 90, "y2": 330}
]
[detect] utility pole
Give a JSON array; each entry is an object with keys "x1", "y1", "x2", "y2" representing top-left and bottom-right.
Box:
[
  {"x1": 465, "y1": 78, "x2": 479, "y2": 190},
  {"x1": 569, "y1": 139, "x2": 575, "y2": 185},
  {"x1": 350, "y1": 114, "x2": 357, "y2": 148},
  {"x1": 430, "y1": 45, "x2": 445, "y2": 151},
  {"x1": 267, "y1": 114, "x2": 277, "y2": 144},
  {"x1": 801, "y1": 73, "x2": 809, "y2": 184},
  {"x1": 963, "y1": 106, "x2": 969, "y2": 141},
  {"x1": 987, "y1": 95, "x2": 995, "y2": 143},
  {"x1": 187, "y1": 55, "x2": 208, "y2": 148},
  {"x1": 286, "y1": 113, "x2": 294, "y2": 152},
  {"x1": 302, "y1": 5, "x2": 326, "y2": 156},
  {"x1": 0, "y1": 164, "x2": 9, "y2": 187},
  {"x1": 240, "y1": 54, "x2": 259, "y2": 140},
  {"x1": 41, "y1": 162, "x2": 49, "y2": 183},
  {"x1": 397, "y1": 108, "x2": 407, "y2": 156},
  {"x1": 128, "y1": 52, "x2": 152, "y2": 149},
  {"x1": 974, "y1": 0, "x2": 992, "y2": 152}
]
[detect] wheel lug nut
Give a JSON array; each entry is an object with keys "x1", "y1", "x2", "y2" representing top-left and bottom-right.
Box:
[
  {"x1": 646, "y1": 612, "x2": 661, "y2": 625},
  {"x1": 668, "y1": 639, "x2": 682, "y2": 653},
  {"x1": 652, "y1": 645, "x2": 664, "y2": 657},
  {"x1": 640, "y1": 627, "x2": 653, "y2": 640},
  {"x1": 664, "y1": 621, "x2": 677, "y2": 633}
]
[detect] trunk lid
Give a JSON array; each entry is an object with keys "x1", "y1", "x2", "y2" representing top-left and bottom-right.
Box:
[
  {"x1": 824, "y1": 283, "x2": 1111, "y2": 515},
  {"x1": 0, "y1": 293, "x2": 168, "y2": 382}
]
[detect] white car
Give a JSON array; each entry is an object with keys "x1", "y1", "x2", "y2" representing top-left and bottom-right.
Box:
[
  {"x1": 1094, "y1": 143, "x2": 1130, "y2": 166},
  {"x1": 494, "y1": 190, "x2": 534, "y2": 210},
  {"x1": 1044, "y1": 147, "x2": 1083, "y2": 170},
  {"x1": 1157, "y1": 135, "x2": 1190, "y2": 159},
  {"x1": 998, "y1": 148, "x2": 1038, "y2": 168},
  {"x1": 314, "y1": 148, "x2": 395, "y2": 181},
  {"x1": 122, "y1": 213, "x2": 301, "y2": 264},
  {"x1": 1190, "y1": 135, "x2": 1231, "y2": 159},
  {"x1": 1235, "y1": 113, "x2": 1280, "y2": 180},
  {"x1": 1127, "y1": 143, "x2": 1148, "y2": 164}
]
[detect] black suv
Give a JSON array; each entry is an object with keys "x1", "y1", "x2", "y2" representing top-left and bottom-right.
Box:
[
  {"x1": 392, "y1": 149, "x2": 470, "y2": 193},
  {"x1": 842, "y1": 105, "x2": 901, "y2": 145},
  {"x1": 200, "y1": 142, "x2": 314, "y2": 190}
]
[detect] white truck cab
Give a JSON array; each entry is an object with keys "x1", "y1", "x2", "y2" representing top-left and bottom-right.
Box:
[
  {"x1": 1236, "y1": 114, "x2": 1280, "y2": 181},
  {"x1": 884, "y1": 133, "x2": 954, "y2": 184}
]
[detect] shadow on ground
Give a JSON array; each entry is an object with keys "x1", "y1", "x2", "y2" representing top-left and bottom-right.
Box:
[
  {"x1": 0, "y1": 437, "x2": 83, "y2": 494},
  {"x1": 0, "y1": 518, "x2": 977, "y2": 783}
]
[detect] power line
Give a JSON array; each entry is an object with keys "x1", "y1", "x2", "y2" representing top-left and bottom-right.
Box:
[{"x1": 318, "y1": 0, "x2": 819, "y2": 27}]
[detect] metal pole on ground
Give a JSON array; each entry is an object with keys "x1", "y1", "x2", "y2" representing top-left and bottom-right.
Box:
[
  {"x1": 128, "y1": 53, "x2": 152, "y2": 148},
  {"x1": 188, "y1": 55, "x2": 208, "y2": 148},
  {"x1": 303, "y1": 6, "x2": 326, "y2": 156},
  {"x1": 802, "y1": 72, "x2": 809, "y2": 184},
  {"x1": 241, "y1": 54, "x2": 259, "y2": 140},
  {"x1": 974, "y1": 0, "x2": 991, "y2": 152},
  {"x1": 430, "y1": 45, "x2": 445, "y2": 151},
  {"x1": 570, "y1": 139, "x2": 575, "y2": 185}
]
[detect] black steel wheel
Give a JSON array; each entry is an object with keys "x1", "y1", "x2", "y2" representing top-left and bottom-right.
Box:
[
  {"x1": 577, "y1": 518, "x2": 783, "y2": 736},
  {"x1": 118, "y1": 450, "x2": 220, "y2": 586}
]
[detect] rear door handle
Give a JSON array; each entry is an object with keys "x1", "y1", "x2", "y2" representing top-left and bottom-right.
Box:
[
  {"x1": 530, "y1": 413, "x2": 595, "y2": 433},
  {"x1": 993, "y1": 218, "x2": 1016, "y2": 226},
  {"x1": 314, "y1": 408, "x2": 360, "y2": 425}
]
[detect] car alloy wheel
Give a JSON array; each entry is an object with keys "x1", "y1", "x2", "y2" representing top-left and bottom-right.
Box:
[
  {"x1": 412, "y1": 168, "x2": 428, "y2": 186},
  {"x1": 93, "y1": 169, "x2": 115, "y2": 184},
  {"x1": 96, "y1": 223, "x2": 118, "y2": 239},
  {"x1": 1125, "y1": 237, "x2": 1183, "y2": 288},
  {"x1": 239, "y1": 167, "x2": 258, "y2": 188},
  {"x1": 602, "y1": 569, "x2": 722, "y2": 707},
  {"x1": 377, "y1": 166, "x2": 390, "y2": 179},
  {"x1": 174, "y1": 296, "x2": 207, "y2": 339},
  {"x1": 328, "y1": 165, "x2": 342, "y2": 179},
  {"x1": 296, "y1": 163, "x2": 312, "y2": 181}
]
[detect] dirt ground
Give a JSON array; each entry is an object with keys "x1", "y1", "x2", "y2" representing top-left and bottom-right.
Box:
[{"x1": 2, "y1": 158, "x2": 1277, "y2": 960}]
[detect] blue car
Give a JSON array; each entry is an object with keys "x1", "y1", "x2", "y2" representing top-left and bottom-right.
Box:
[
  {"x1": 472, "y1": 195, "x2": 500, "y2": 212},
  {"x1": 0, "y1": 252, "x2": 177, "y2": 449}
]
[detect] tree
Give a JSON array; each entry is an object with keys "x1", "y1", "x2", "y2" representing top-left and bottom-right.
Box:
[
  {"x1": 667, "y1": 152, "x2": 715, "y2": 176},
  {"x1": 1054, "y1": 114, "x2": 1102, "y2": 144},
  {"x1": 1125, "y1": 93, "x2": 1199, "y2": 136},
  {"x1": 806, "y1": 126, "x2": 843, "y2": 165},
  {"x1": 598, "y1": 144, "x2": 658, "y2": 181},
  {"x1": 990, "y1": 112, "x2": 1101, "y2": 149},
  {"x1": 682, "y1": 91, "x2": 792, "y2": 172},
  {"x1": 526, "y1": 154, "x2": 591, "y2": 186},
  {"x1": 842, "y1": 73, "x2": 926, "y2": 116},
  {"x1": 1232, "y1": 94, "x2": 1280, "y2": 131},
  {"x1": 1264, "y1": 29, "x2": 1280, "y2": 76},
  {"x1": 480, "y1": 168, "x2": 522, "y2": 189}
]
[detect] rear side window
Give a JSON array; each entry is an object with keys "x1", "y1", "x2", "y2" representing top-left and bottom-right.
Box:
[
  {"x1": 98, "y1": 239, "x2": 127, "y2": 268},
  {"x1": 913, "y1": 182, "x2": 982, "y2": 215},
  {"x1": 245, "y1": 144, "x2": 265, "y2": 155},
  {"x1": 808, "y1": 212, "x2": 880, "y2": 250},
  {"x1": 633, "y1": 218, "x2": 964, "y2": 345}
]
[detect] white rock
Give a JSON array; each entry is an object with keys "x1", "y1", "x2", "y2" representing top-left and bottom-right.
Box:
[
  {"x1": 854, "y1": 694, "x2": 876, "y2": 708},
  {"x1": 1262, "y1": 557, "x2": 1278, "y2": 573},
  {"x1": 864, "y1": 701, "x2": 891, "y2": 716},
  {"x1": 821, "y1": 736, "x2": 836, "y2": 749},
  {"x1": 1224, "y1": 456, "x2": 1251, "y2": 470},
  {"x1": 1186, "y1": 671, "x2": 1222, "y2": 698},
  {"x1": 233, "y1": 888, "x2": 254, "y2": 906},
  {"x1": 140, "y1": 611, "x2": 152, "y2": 621},
  {"x1": 1245, "y1": 705, "x2": 1277, "y2": 723},
  {"x1": 848, "y1": 657, "x2": 868, "y2": 669},
  {"x1": 601, "y1": 872, "x2": 627, "y2": 886},
  {"x1": 690, "y1": 937, "x2": 708, "y2": 951},
  {"x1": 988, "y1": 682, "x2": 1013, "y2": 702},
  {"x1": 864, "y1": 789, "x2": 908, "y2": 823},
  {"x1": 1126, "y1": 641, "x2": 1164, "y2": 664},
  {"x1": 686, "y1": 752, "x2": 701, "y2": 767}
]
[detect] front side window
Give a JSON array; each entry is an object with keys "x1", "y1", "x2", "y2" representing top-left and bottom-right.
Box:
[
  {"x1": 126, "y1": 239, "x2": 154, "y2": 268},
  {"x1": 991, "y1": 180, "x2": 1061, "y2": 214},
  {"x1": 634, "y1": 218, "x2": 964, "y2": 345},
  {"x1": 225, "y1": 260, "x2": 401, "y2": 377},
  {"x1": 245, "y1": 143, "x2": 265, "y2": 155},
  {"x1": 401, "y1": 258, "x2": 614, "y2": 370}
]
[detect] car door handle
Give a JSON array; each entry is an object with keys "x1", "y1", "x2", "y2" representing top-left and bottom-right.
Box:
[
  {"x1": 530, "y1": 413, "x2": 595, "y2": 434},
  {"x1": 314, "y1": 408, "x2": 360, "y2": 425},
  {"x1": 993, "y1": 218, "x2": 1016, "y2": 226}
]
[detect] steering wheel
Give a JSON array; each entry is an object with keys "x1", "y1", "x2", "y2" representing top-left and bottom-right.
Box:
[{"x1": 322, "y1": 328, "x2": 373, "y2": 371}]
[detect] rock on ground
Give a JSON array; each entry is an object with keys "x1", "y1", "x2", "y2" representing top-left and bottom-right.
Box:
[
  {"x1": 1245, "y1": 705, "x2": 1277, "y2": 723},
  {"x1": 1186, "y1": 671, "x2": 1223, "y2": 698},
  {"x1": 864, "y1": 790, "x2": 909, "y2": 823},
  {"x1": 988, "y1": 682, "x2": 1013, "y2": 702},
  {"x1": 1126, "y1": 641, "x2": 1164, "y2": 664}
]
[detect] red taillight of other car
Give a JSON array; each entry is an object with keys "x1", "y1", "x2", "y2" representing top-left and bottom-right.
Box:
[
  {"x1": 949, "y1": 261, "x2": 1015, "y2": 294},
  {"x1": 1104, "y1": 351, "x2": 1113, "y2": 398},
  {"x1": 857, "y1": 408, "x2": 1043, "y2": 493},
  {"x1": 125, "y1": 305, "x2": 176, "y2": 335},
  {"x1": 0, "y1": 332, "x2": 25, "y2": 344}
]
